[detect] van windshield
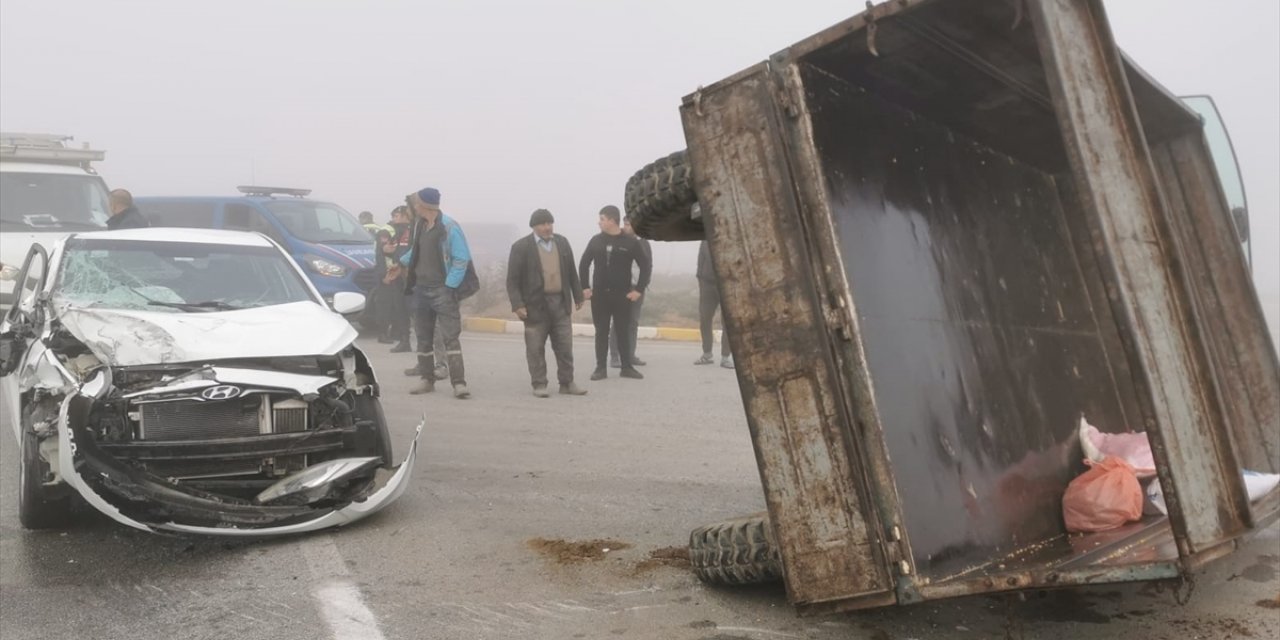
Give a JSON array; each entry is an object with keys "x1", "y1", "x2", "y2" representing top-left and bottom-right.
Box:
[
  {"x1": 0, "y1": 172, "x2": 111, "y2": 231},
  {"x1": 263, "y1": 200, "x2": 372, "y2": 244}
]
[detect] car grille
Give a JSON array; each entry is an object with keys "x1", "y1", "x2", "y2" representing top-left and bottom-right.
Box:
[
  {"x1": 140, "y1": 399, "x2": 260, "y2": 441},
  {"x1": 353, "y1": 267, "x2": 379, "y2": 291},
  {"x1": 272, "y1": 399, "x2": 308, "y2": 433}
]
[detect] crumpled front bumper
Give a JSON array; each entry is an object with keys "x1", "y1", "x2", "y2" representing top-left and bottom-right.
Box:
[{"x1": 56, "y1": 389, "x2": 422, "y2": 537}]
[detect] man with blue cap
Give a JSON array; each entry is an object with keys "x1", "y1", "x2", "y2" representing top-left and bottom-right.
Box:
[{"x1": 402, "y1": 187, "x2": 478, "y2": 399}]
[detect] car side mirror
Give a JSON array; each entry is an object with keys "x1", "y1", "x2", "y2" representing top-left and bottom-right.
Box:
[{"x1": 331, "y1": 292, "x2": 366, "y2": 316}]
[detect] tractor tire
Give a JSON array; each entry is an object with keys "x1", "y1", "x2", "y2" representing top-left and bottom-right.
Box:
[
  {"x1": 689, "y1": 513, "x2": 783, "y2": 586},
  {"x1": 18, "y1": 409, "x2": 74, "y2": 530},
  {"x1": 624, "y1": 150, "x2": 704, "y2": 242}
]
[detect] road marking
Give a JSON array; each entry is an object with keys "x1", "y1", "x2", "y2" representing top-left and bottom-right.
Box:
[{"x1": 301, "y1": 535, "x2": 387, "y2": 640}]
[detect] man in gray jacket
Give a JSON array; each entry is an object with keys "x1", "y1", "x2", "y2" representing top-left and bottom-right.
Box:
[
  {"x1": 696, "y1": 240, "x2": 733, "y2": 368},
  {"x1": 506, "y1": 209, "x2": 588, "y2": 397}
]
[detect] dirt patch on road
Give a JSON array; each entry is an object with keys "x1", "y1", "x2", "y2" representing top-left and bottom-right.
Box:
[
  {"x1": 1256, "y1": 593, "x2": 1280, "y2": 609},
  {"x1": 633, "y1": 546, "x2": 691, "y2": 574},
  {"x1": 527, "y1": 538, "x2": 632, "y2": 564}
]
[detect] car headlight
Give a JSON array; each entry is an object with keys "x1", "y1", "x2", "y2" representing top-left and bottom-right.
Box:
[
  {"x1": 304, "y1": 255, "x2": 348, "y2": 278},
  {"x1": 0, "y1": 263, "x2": 18, "y2": 281}
]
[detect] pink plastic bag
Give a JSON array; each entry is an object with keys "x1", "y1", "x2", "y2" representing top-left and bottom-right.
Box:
[
  {"x1": 1062, "y1": 457, "x2": 1144, "y2": 533},
  {"x1": 1079, "y1": 417, "x2": 1157, "y2": 478}
]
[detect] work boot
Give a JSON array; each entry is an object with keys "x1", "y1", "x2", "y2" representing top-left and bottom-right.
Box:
[
  {"x1": 433, "y1": 364, "x2": 449, "y2": 380},
  {"x1": 532, "y1": 386, "x2": 550, "y2": 398},
  {"x1": 631, "y1": 357, "x2": 646, "y2": 366},
  {"x1": 453, "y1": 383, "x2": 471, "y2": 399},
  {"x1": 404, "y1": 364, "x2": 421, "y2": 377},
  {"x1": 721, "y1": 356, "x2": 735, "y2": 369},
  {"x1": 589, "y1": 368, "x2": 607, "y2": 381},
  {"x1": 377, "y1": 333, "x2": 395, "y2": 344},
  {"x1": 620, "y1": 367, "x2": 644, "y2": 380},
  {"x1": 408, "y1": 355, "x2": 435, "y2": 395},
  {"x1": 559, "y1": 382, "x2": 588, "y2": 396},
  {"x1": 390, "y1": 341, "x2": 411, "y2": 353},
  {"x1": 609, "y1": 358, "x2": 621, "y2": 369},
  {"x1": 694, "y1": 353, "x2": 714, "y2": 365}
]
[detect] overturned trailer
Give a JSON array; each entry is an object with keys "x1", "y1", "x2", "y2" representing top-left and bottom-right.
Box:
[{"x1": 630, "y1": 0, "x2": 1280, "y2": 614}]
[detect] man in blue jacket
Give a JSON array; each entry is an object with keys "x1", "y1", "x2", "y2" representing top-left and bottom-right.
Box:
[{"x1": 403, "y1": 187, "x2": 478, "y2": 399}]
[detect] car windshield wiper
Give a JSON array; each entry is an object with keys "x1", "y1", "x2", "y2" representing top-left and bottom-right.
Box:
[
  {"x1": 147, "y1": 300, "x2": 242, "y2": 312},
  {"x1": 125, "y1": 286, "x2": 241, "y2": 312}
]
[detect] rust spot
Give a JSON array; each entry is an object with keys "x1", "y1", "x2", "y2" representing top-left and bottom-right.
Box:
[{"x1": 1256, "y1": 594, "x2": 1280, "y2": 610}]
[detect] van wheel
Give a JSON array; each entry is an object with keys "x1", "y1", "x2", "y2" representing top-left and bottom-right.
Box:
[
  {"x1": 624, "y1": 150, "x2": 704, "y2": 242},
  {"x1": 19, "y1": 410, "x2": 74, "y2": 530},
  {"x1": 689, "y1": 513, "x2": 783, "y2": 586}
]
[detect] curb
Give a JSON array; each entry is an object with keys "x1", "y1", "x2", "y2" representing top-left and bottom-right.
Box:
[{"x1": 462, "y1": 317, "x2": 719, "y2": 343}]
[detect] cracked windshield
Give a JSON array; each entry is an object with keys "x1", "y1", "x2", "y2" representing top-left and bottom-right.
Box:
[{"x1": 55, "y1": 238, "x2": 314, "y2": 312}]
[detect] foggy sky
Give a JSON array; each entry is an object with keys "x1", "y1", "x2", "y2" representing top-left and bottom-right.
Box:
[{"x1": 2, "y1": 0, "x2": 1276, "y2": 337}]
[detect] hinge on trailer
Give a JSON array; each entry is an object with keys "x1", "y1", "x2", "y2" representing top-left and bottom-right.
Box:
[
  {"x1": 824, "y1": 295, "x2": 854, "y2": 341},
  {"x1": 887, "y1": 525, "x2": 912, "y2": 575}
]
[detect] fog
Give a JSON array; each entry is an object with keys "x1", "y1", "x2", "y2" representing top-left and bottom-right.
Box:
[{"x1": 1, "y1": 0, "x2": 1275, "y2": 338}]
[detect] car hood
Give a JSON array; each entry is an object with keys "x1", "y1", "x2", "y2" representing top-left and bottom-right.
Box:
[{"x1": 56, "y1": 301, "x2": 357, "y2": 366}]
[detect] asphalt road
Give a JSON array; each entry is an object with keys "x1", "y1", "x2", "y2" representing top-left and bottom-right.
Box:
[{"x1": 1, "y1": 332, "x2": 1277, "y2": 640}]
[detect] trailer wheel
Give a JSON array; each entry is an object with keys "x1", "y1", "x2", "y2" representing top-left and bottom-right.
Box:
[
  {"x1": 689, "y1": 513, "x2": 783, "y2": 586},
  {"x1": 624, "y1": 150, "x2": 704, "y2": 242},
  {"x1": 19, "y1": 408, "x2": 74, "y2": 530}
]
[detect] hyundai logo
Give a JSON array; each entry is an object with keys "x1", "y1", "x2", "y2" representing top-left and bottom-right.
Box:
[{"x1": 201, "y1": 385, "x2": 242, "y2": 401}]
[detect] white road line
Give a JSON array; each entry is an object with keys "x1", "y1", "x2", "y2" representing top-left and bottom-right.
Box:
[{"x1": 301, "y1": 535, "x2": 387, "y2": 640}]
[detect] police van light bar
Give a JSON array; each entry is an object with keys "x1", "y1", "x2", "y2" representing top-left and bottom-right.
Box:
[{"x1": 237, "y1": 185, "x2": 312, "y2": 197}]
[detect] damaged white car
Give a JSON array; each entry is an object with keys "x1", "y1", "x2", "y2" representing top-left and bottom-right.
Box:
[{"x1": 0, "y1": 228, "x2": 418, "y2": 535}]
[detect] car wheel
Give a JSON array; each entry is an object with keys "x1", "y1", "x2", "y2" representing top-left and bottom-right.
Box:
[
  {"x1": 689, "y1": 512, "x2": 783, "y2": 586},
  {"x1": 18, "y1": 409, "x2": 74, "y2": 530},
  {"x1": 350, "y1": 393, "x2": 394, "y2": 469},
  {"x1": 624, "y1": 149, "x2": 705, "y2": 242}
]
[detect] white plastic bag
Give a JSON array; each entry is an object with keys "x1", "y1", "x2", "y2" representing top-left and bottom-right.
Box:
[{"x1": 1143, "y1": 470, "x2": 1279, "y2": 517}]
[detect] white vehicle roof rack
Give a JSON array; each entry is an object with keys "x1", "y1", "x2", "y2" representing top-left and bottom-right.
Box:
[
  {"x1": 0, "y1": 132, "x2": 106, "y2": 167},
  {"x1": 236, "y1": 185, "x2": 312, "y2": 198}
]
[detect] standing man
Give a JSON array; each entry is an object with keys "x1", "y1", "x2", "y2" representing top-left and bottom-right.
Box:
[
  {"x1": 695, "y1": 240, "x2": 733, "y2": 368},
  {"x1": 107, "y1": 189, "x2": 150, "y2": 230},
  {"x1": 358, "y1": 210, "x2": 377, "y2": 233},
  {"x1": 403, "y1": 187, "x2": 477, "y2": 399},
  {"x1": 608, "y1": 214, "x2": 652, "y2": 367},
  {"x1": 579, "y1": 205, "x2": 651, "y2": 381},
  {"x1": 506, "y1": 209, "x2": 588, "y2": 398},
  {"x1": 385, "y1": 206, "x2": 414, "y2": 353}
]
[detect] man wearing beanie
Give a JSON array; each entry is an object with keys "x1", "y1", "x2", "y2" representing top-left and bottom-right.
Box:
[
  {"x1": 578, "y1": 204, "x2": 652, "y2": 380},
  {"x1": 505, "y1": 209, "x2": 588, "y2": 397},
  {"x1": 402, "y1": 187, "x2": 479, "y2": 399}
]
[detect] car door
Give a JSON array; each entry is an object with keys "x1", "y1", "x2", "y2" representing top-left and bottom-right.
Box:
[{"x1": 0, "y1": 243, "x2": 50, "y2": 442}]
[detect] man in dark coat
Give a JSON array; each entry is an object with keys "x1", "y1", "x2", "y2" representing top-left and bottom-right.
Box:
[
  {"x1": 106, "y1": 189, "x2": 150, "y2": 230},
  {"x1": 578, "y1": 205, "x2": 651, "y2": 381},
  {"x1": 506, "y1": 209, "x2": 587, "y2": 397}
]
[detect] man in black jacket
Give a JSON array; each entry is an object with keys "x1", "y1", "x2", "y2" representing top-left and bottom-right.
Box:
[
  {"x1": 578, "y1": 205, "x2": 651, "y2": 381},
  {"x1": 506, "y1": 209, "x2": 588, "y2": 397},
  {"x1": 107, "y1": 189, "x2": 150, "y2": 230},
  {"x1": 608, "y1": 214, "x2": 652, "y2": 368}
]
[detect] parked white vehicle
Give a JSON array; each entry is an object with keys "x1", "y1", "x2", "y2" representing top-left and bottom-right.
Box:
[
  {"x1": 0, "y1": 133, "x2": 111, "y2": 310},
  {"x1": 0, "y1": 228, "x2": 419, "y2": 535}
]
